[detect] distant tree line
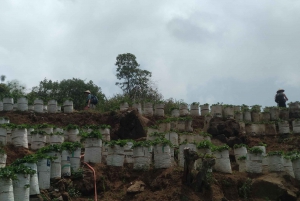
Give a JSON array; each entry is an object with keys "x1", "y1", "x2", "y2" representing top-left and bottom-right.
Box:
[{"x1": 0, "y1": 53, "x2": 167, "y2": 111}]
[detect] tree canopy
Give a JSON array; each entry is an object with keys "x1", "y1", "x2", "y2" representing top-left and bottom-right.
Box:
[{"x1": 115, "y1": 53, "x2": 162, "y2": 101}]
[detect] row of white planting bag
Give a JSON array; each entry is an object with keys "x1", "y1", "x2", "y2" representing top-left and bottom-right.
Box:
[{"x1": 0, "y1": 98, "x2": 73, "y2": 113}]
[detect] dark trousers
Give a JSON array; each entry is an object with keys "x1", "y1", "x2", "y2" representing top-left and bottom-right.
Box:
[{"x1": 278, "y1": 101, "x2": 286, "y2": 108}]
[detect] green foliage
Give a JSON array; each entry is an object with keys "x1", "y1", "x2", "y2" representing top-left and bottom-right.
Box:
[
  {"x1": 30, "y1": 130, "x2": 47, "y2": 135},
  {"x1": 258, "y1": 142, "x2": 267, "y2": 147},
  {"x1": 37, "y1": 123, "x2": 54, "y2": 129},
  {"x1": 80, "y1": 130, "x2": 102, "y2": 141},
  {"x1": 29, "y1": 78, "x2": 105, "y2": 110},
  {"x1": 199, "y1": 131, "x2": 212, "y2": 137},
  {"x1": 149, "y1": 132, "x2": 164, "y2": 137},
  {"x1": 61, "y1": 142, "x2": 82, "y2": 152},
  {"x1": 11, "y1": 164, "x2": 36, "y2": 175},
  {"x1": 152, "y1": 137, "x2": 172, "y2": 147},
  {"x1": 105, "y1": 140, "x2": 129, "y2": 147},
  {"x1": 267, "y1": 151, "x2": 283, "y2": 156},
  {"x1": 212, "y1": 145, "x2": 230, "y2": 152},
  {"x1": 238, "y1": 156, "x2": 247, "y2": 160},
  {"x1": 100, "y1": 124, "x2": 111, "y2": 129},
  {"x1": 196, "y1": 140, "x2": 212, "y2": 149},
  {"x1": 239, "y1": 178, "x2": 252, "y2": 199},
  {"x1": 37, "y1": 144, "x2": 62, "y2": 154},
  {"x1": 0, "y1": 79, "x2": 26, "y2": 100},
  {"x1": 248, "y1": 147, "x2": 263, "y2": 154},
  {"x1": 233, "y1": 144, "x2": 247, "y2": 149},
  {"x1": 71, "y1": 168, "x2": 84, "y2": 179},
  {"x1": 65, "y1": 124, "x2": 79, "y2": 131},
  {"x1": 68, "y1": 187, "x2": 81, "y2": 198},
  {"x1": 132, "y1": 140, "x2": 153, "y2": 148},
  {"x1": 0, "y1": 166, "x2": 17, "y2": 180},
  {"x1": 0, "y1": 147, "x2": 6, "y2": 154}
]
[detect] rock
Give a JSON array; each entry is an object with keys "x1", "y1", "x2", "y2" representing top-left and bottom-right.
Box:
[
  {"x1": 215, "y1": 134, "x2": 227, "y2": 143},
  {"x1": 251, "y1": 174, "x2": 297, "y2": 201},
  {"x1": 227, "y1": 137, "x2": 242, "y2": 148},
  {"x1": 127, "y1": 181, "x2": 145, "y2": 193}
]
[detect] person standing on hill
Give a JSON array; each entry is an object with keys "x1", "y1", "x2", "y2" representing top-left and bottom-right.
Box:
[
  {"x1": 84, "y1": 90, "x2": 96, "y2": 109},
  {"x1": 275, "y1": 89, "x2": 288, "y2": 108}
]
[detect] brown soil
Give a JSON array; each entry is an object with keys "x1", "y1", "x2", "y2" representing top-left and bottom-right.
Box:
[{"x1": 2, "y1": 110, "x2": 300, "y2": 200}]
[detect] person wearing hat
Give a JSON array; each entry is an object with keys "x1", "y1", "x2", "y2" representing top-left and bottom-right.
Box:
[
  {"x1": 84, "y1": 90, "x2": 94, "y2": 109},
  {"x1": 275, "y1": 89, "x2": 288, "y2": 107}
]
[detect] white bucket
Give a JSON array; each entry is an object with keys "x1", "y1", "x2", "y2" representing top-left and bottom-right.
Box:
[
  {"x1": 200, "y1": 104, "x2": 210, "y2": 116},
  {"x1": 48, "y1": 152, "x2": 62, "y2": 179},
  {"x1": 292, "y1": 120, "x2": 300, "y2": 134},
  {"x1": 12, "y1": 103, "x2": 17, "y2": 112},
  {"x1": 0, "y1": 101, "x2": 3, "y2": 111},
  {"x1": 158, "y1": 122, "x2": 170, "y2": 133},
  {"x1": 106, "y1": 154, "x2": 125, "y2": 167},
  {"x1": 84, "y1": 147, "x2": 102, "y2": 163},
  {"x1": 12, "y1": 128, "x2": 28, "y2": 148},
  {"x1": 186, "y1": 134, "x2": 195, "y2": 143},
  {"x1": 0, "y1": 153, "x2": 7, "y2": 167},
  {"x1": 37, "y1": 158, "x2": 51, "y2": 189},
  {"x1": 0, "y1": 178, "x2": 14, "y2": 201},
  {"x1": 261, "y1": 112, "x2": 271, "y2": 121},
  {"x1": 23, "y1": 163, "x2": 40, "y2": 195},
  {"x1": 124, "y1": 142, "x2": 133, "y2": 164},
  {"x1": 251, "y1": 112, "x2": 260, "y2": 122},
  {"x1": 246, "y1": 153, "x2": 262, "y2": 173},
  {"x1": 154, "y1": 103, "x2": 164, "y2": 117},
  {"x1": 34, "y1": 99, "x2": 44, "y2": 113},
  {"x1": 223, "y1": 107, "x2": 234, "y2": 119},
  {"x1": 265, "y1": 123, "x2": 277, "y2": 135},
  {"x1": 213, "y1": 150, "x2": 232, "y2": 173},
  {"x1": 234, "y1": 147, "x2": 247, "y2": 161},
  {"x1": 283, "y1": 158, "x2": 294, "y2": 178},
  {"x1": 245, "y1": 124, "x2": 264, "y2": 136},
  {"x1": 17, "y1": 97, "x2": 28, "y2": 111},
  {"x1": 132, "y1": 103, "x2": 142, "y2": 114},
  {"x1": 6, "y1": 128, "x2": 12, "y2": 143},
  {"x1": 243, "y1": 111, "x2": 251, "y2": 121},
  {"x1": 68, "y1": 129, "x2": 80, "y2": 142},
  {"x1": 49, "y1": 135, "x2": 64, "y2": 145},
  {"x1": 238, "y1": 160, "x2": 246, "y2": 172},
  {"x1": 0, "y1": 127, "x2": 7, "y2": 145},
  {"x1": 165, "y1": 132, "x2": 178, "y2": 146},
  {"x1": 171, "y1": 109, "x2": 180, "y2": 117},
  {"x1": 211, "y1": 105, "x2": 222, "y2": 118},
  {"x1": 61, "y1": 150, "x2": 71, "y2": 176},
  {"x1": 31, "y1": 134, "x2": 46, "y2": 150},
  {"x1": 99, "y1": 128, "x2": 110, "y2": 141},
  {"x1": 153, "y1": 144, "x2": 171, "y2": 168},
  {"x1": 177, "y1": 120, "x2": 186, "y2": 132},
  {"x1": 234, "y1": 113, "x2": 243, "y2": 121},
  {"x1": 268, "y1": 155, "x2": 283, "y2": 172},
  {"x1": 27, "y1": 128, "x2": 34, "y2": 144},
  {"x1": 107, "y1": 145, "x2": 124, "y2": 166},
  {"x1": 47, "y1": 100, "x2": 57, "y2": 113},
  {"x1": 133, "y1": 147, "x2": 151, "y2": 169},
  {"x1": 28, "y1": 105, "x2": 34, "y2": 111},
  {"x1": 190, "y1": 104, "x2": 199, "y2": 116},
  {"x1": 70, "y1": 148, "x2": 81, "y2": 171},
  {"x1": 143, "y1": 102, "x2": 153, "y2": 116},
  {"x1": 63, "y1": 100, "x2": 73, "y2": 113},
  {"x1": 13, "y1": 173, "x2": 30, "y2": 201},
  {"x1": 57, "y1": 106, "x2": 62, "y2": 112},
  {"x1": 179, "y1": 104, "x2": 189, "y2": 116},
  {"x1": 179, "y1": 143, "x2": 197, "y2": 167},
  {"x1": 3, "y1": 97, "x2": 14, "y2": 111},
  {"x1": 195, "y1": 148, "x2": 211, "y2": 170},
  {"x1": 292, "y1": 158, "x2": 300, "y2": 180},
  {"x1": 278, "y1": 121, "x2": 290, "y2": 134},
  {"x1": 270, "y1": 107, "x2": 279, "y2": 121},
  {"x1": 120, "y1": 102, "x2": 129, "y2": 111},
  {"x1": 40, "y1": 127, "x2": 53, "y2": 144}
]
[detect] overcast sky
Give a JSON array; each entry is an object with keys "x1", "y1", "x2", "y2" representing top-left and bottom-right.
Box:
[{"x1": 1, "y1": 0, "x2": 299, "y2": 108}]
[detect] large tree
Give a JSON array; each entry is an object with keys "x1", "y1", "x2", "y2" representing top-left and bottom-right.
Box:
[{"x1": 115, "y1": 53, "x2": 161, "y2": 101}]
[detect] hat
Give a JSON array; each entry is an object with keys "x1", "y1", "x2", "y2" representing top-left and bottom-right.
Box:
[
  {"x1": 277, "y1": 89, "x2": 284, "y2": 93},
  {"x1": 84, "y1": 90, "x2": 91, "y2": 94}
]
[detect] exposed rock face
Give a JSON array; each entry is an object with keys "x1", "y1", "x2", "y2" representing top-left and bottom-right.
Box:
[
  {"x1": 207, "y1": 118, "x2": 247, "y2": 147},
  {"x1": 207, "y1": 118, "x2": 240, "y2": 138},
  {"x1": 127, "y1": 181, "x2": 145, "y2": 193},
  {"x1": 251, "y1": 173, "x2": 298, "y2": 201},
  {"x1": 115, "y1": 110, "x2": 147, "y2": 140}
]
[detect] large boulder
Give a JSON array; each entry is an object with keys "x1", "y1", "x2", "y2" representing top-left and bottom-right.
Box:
[{"x1": 251, "y1": 174, "x2": 298, "y2": 201}]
